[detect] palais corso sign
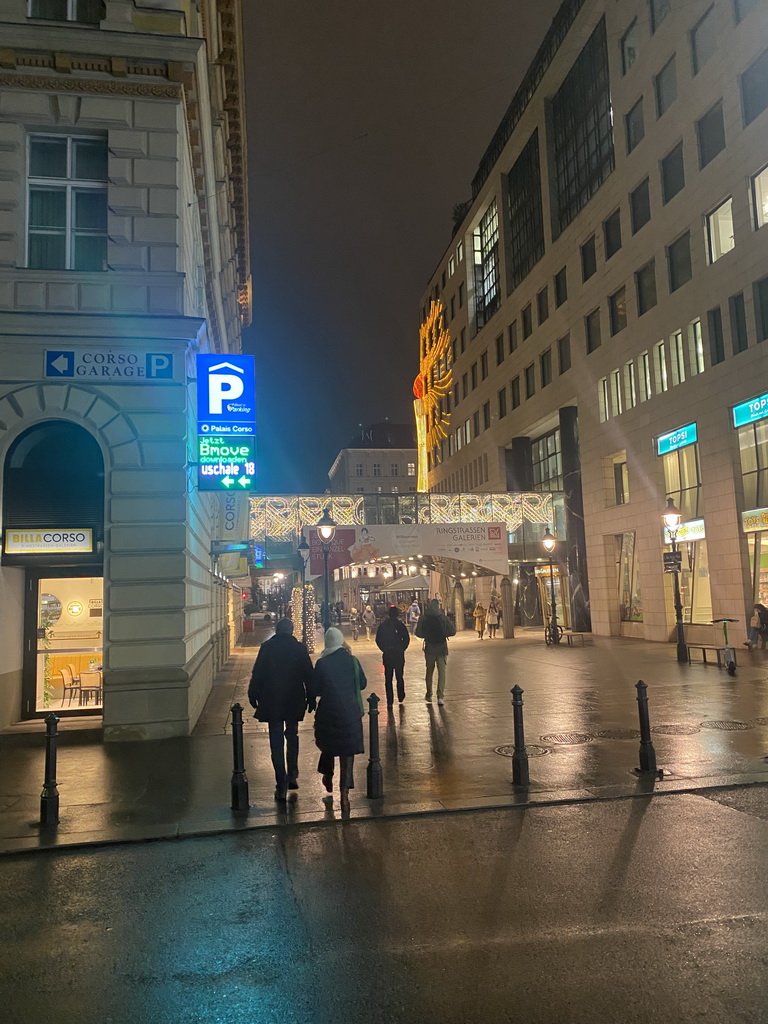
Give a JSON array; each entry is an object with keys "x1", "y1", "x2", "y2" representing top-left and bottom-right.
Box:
[{"x1": 3, "y1": 529, "x2": 93, "y2": 554}]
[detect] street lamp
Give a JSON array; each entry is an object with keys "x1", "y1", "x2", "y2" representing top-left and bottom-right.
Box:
[
  {"x1": 317, "y1": 507, "x2": 337, "y2": 631},
  {"x1": 297, "y1": 534, "x2": 310, "y2": 646},
  {"x1": 662, "y1": 497, "x2": 688, "y2": 663},
  {"x1": 542, "y1": 527, "x2": 560, "y2": 645}
]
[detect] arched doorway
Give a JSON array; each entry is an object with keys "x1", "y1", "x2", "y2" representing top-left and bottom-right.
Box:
[{"x1": 2, "y1": 421, "x2": 105, "y2": 718}]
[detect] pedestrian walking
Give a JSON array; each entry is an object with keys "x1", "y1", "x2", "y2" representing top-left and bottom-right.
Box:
[
  {"x1": 407, "y1": 599, "x2": 421, "y2": 635},
  {"x1": 310, "y1": 627, "x2": 367, "y2": 814},
  {"x1": 415, "y1": 598, "x2": 456, "y2": 706},
  {"x1": 473, "y1": 602, "x2": 487, "y2": 639},
  {"x1": 375, "y1": 605, "x2": 411, "y2": 706},
  {"x1": 487, "y1": 599, "x2": 500, "y2": 639},
  {"x1": 247, "y1": 618, "x2": 314, "y2": 802},
  {"x1": 362, "y1": 605, "x2": 376, "y2": 641},
  {"x1": 349, "y1": 607, "x2": 360, "y2": 641},
  {"x1": 744, "y1": 603, "x2": 768, "y2": 649}
]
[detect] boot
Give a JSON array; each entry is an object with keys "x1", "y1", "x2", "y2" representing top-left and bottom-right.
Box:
[{"x1": 340, "y1": 788, "x2": 351, "y2": 814}]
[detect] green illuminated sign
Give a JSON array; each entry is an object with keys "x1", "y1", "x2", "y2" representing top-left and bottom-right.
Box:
[
  {"x1": 656, "y1": 422, "x2": 697, "y2": 456},
  {"x1": 733, "y1": 392, "x2": 768, "y2": 428},
  {"x1": 197, "y1": 434, "x2": 256, "y2": 491}
]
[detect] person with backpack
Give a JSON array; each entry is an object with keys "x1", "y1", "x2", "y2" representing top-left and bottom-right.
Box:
[
  {"x1": 375, "y1": 605, "x2": 411, "y2": 707},
  {"x1": 407, "y1": 599, "x2": 421, "y2": 634},
  {"x1": 415, "y1": 598, "x2": 456, "y2": 706},
  {"x1": 744, "y1": 603, "x2": 768, "y2": 650}
]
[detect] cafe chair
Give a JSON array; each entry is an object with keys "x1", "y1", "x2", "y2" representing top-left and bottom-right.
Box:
[
  {"x1": 79, "y1": 670, "x2": 102, "y2": 706},
  {"x1": 59, "y1": 666, "x2": 81, "y2": 706}
]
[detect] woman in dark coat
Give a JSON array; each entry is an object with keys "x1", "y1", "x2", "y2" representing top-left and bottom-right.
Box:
[{"x1": 310, "y1": 627, "x2": 367, "y2": 813}]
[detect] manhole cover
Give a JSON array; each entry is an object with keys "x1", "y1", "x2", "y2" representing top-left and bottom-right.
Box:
[
  {"x1": 699, "y1": 720, "x2": 751, "y2": 731},
  {"x1": 540, "y1": 732, "x2": 590, "y2": 745},
  {"x1": 651, "y1": 724, "x2": 700, "y2": 735},
  {"x1": 495, "y1": 744, "x2": 550, "y2": 757},
  {"x1": 594, "y1": 728, "x2": 641, "y2": 740}
]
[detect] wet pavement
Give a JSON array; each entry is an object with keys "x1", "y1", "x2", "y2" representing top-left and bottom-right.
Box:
[
  {"x1": 2, "y1": 624, "x2": 768, "y2": 853},
  {"x1": 2, "y1": 790, "x2": 768, "y2": 1023}
]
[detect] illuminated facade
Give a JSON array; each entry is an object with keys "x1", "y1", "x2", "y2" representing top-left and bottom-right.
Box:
[{"x1": 413, "y1": 300, "x2": 452, "y2": 491}]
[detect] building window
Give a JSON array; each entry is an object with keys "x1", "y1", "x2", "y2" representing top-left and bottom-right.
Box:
[
  {"x1": 508, "y1": 320, "x2": 518, "y2": 353},
  {"x1": 462, "y1": 372, "x2": 468, "y2": 399},
  {"x1": 623, "y1": 361, "x2": 637, "y2": 410},
  {"x1": 688, "y1": 319, "x2": 705, "y2": 375},
  {"x1": 670, "y1": 330, "x2": 686, "y2": 386},
  {"x1": 754, "y1": 276, "x2": 768, "y2": 341},
  {"x1": 653, "y1": 341, "x2": 669, "y2": 393},
  {"x1": 550, "y1": 17, "x2": 614, "y2": 236},
  {"x1": 742, "y1": 48, "x2": 768, "y2": 126},
  {"x1": 635, "y1": 260, "x2": 657, "y2": 315},
  {"x1": 621, "y1": 19, "x2": 639, "y2": 74},
  {"x1": 667, "y1": 232, "x2": 692, "y2": 292},
  {"x1": 616, "y1": 532, "x2": 642, "y2": 621},
  {"x1": 355, "y1": 463, "x2": 363, "y2": 477},
  {"x1": 630, "y1": 178, "x2": 651, "y2": 233},
  {"x1": 373, "y1": 463, "x2": 381, "y2": 477},
  {"x1": 661, "y1": 142, "x2": 685, "y2": 204},
  {"x1": 739, "y1": 419, "x2": 768, "y2": 509},
  {"x1": 531, "y1": 428, "x2": 562, "y2": 491},
  {"x1": 735, "y1": 0, "x2": 760, "y2": 22},
  {"x1": 511, "y1": 376, "x2": 521, "y2": 409},
  {"x1": 464, "y1": 419, "x2": 471, "y2": 445},
  {"x1": 663, "y1": 444, "x2": 701, "y2": 521},
  {"x1": 453, "y1": 382, "x2": 460, "y2": 406},
  {"x1": 692, "y1": 6, "x2": 717, "y2": 75},
  {"x1": 458, "y1": 282, "x2": 465, "y2": 308},
  {"x1": 729, "y1": 292, "x2": 749, "y2": 353},
  {"x1": 752, "y1": 166, "x2": 768, "y2": 228},
  {"x1": 498, "y1": 386, "x2": 507, "y2": 419},
  {"x1": 585, "y1": 308, "x2": 602, "y2": 353},
  {"x1": 524, "y1": 364, "x2": 535, "y2": 399},
  {"x1": 581, "y1": 235, "x2": 597, "y2": 280},
  {"x1": 655, "y1": 55, "x2": 677, "y2": 118},
  {"x1": 557, "y1": 334, "x2": 571, "y2": 375},
  {"x1": 603, "y1": 209, "x2": 622, "y2": 259},
  {"x1": 450, "y1": 295, "x2": 455, "y2": 321},
  {"x1": 460, "y1": 327, "x2": 466, "y2": 353},
  {"x1": 471, "y1": 363, "x2": 478, "y2": 389},
  {"x1": 473, "y1": 199, "x2": 500, "y2": 329},
  {"x1": 611, "y1": 369, "x2": 623, "y2": 416},
  {"x1": 697, "y1": 102, "x2": 726, "y2": 168},
  {"x1": 482, "y1": 401, "x2": 491, "y2": 430},
  {"x1": 27, "y1": 135, "x2": 108, "y2": 271},
  {"x1": 448, "y1": 256, "x2": 455, "y2": 277},
  {"x1": 598, "y1": 377, "x2": 609, "y2": 422},
  {"x1": 609, "y1": 286, "x2": 627, "y2": 335},
  {"x1": 29, "y1": 0, "x2": 102, "y2": 23},
  {"x1": 522, "y1": 303, "x2": 533, "y2": 339},
  {"x1": 407, "y1": 462, "x2": 415, "y2": 476},
  {"x1": 537, "y1": 286, "x2": 549, "y2": 324},
  {"x1": 554, "y1": 266, "x2": 568, "y2": 307},
  {"x1": 651, "y1": 0, "x2": 671, "y2": 33},
  {"x1": 707, "y1": 306, "x2": 726, "y2": 364},
  {"x1": 472, "y1": 411, "x2": 480, "y2": 438},
  {"x1": 481, "y1": 350, "x2": 488, "y2": 379},
  {"x1": 706, "y1": 197, "x2": 735, "y2": 262},
  {"x1": 540, "y1": 349, "x2": 552, "y2": 388},
  {"x1": 390, "y1": 462, "x2": 399, "y2": 476},
  {"x1": 625, "y1": 97, "x2": 645, "y2": 154},
  {"x1": 495, "y1": 334, "x2": 504, "y2": 366},
  {"x1": 639, "y1": 350, "x2": 652, "y2": 401},
  {"x1": 506, "y1": 129, "x2": 545, "y2": 291}
]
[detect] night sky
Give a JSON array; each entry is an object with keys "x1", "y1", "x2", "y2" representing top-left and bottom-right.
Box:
[{"x1": 242, "y1": 0, "x2": 562, "y2": 493}]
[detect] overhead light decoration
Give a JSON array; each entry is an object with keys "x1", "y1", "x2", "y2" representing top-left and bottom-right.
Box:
[{"x1": 413, "y1": 299, "x2": 452, "y2": 492}]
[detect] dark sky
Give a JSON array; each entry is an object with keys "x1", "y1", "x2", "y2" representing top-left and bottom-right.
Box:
[{"x1": 242, "y1": 0, "x2": 562, "y2": 493}]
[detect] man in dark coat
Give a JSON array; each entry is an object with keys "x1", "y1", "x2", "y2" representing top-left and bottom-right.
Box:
[
  {"x1": 375, "y1": 605, "x2": 411, "y2": 706},
  {"x1": 248, "y1": 618, "x2": 314, "y2": 802},
  {"x1": 415, "y1": 598, "x2": 456, "y2": 705}
]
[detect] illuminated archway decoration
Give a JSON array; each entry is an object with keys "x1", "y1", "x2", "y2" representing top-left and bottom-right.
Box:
[{"x1": 413, "y1": 299, "x2": 452, "y2": 491}]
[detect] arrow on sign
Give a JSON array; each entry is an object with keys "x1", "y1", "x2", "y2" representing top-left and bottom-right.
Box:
[
  {"x1": 51, "y1": 355, "x2": 70, "y2": 374},
  {"x1": 222, "y1": 477, "x2": 235, "y2": 488},
  {"x1": 238, "y1": 476, "x2": 251, "y2": 488}
]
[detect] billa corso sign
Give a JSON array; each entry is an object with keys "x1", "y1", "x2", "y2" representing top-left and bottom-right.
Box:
[{"x1": 4, "y1": 529, "x2": 94, "y2": 554}]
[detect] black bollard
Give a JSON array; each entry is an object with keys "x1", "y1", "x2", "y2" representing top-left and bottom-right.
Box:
[
  {"x1": 230, "y1": 703, "x2": 250, "y2": 815},
  {"x1": 40, "y1": 712, "x2": 60, "y2": 828},
  {"x1": 366, "y1": 693, "x2": 384, "y2": 799},
  {"x1": 635, "y1": 680, "x2": 661, "y2": 776},
  {"x1": 510, "y1": 685, "x2": 530, "y2": 787}
]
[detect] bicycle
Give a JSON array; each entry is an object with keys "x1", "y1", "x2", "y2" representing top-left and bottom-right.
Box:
[
  {"x1": 543, "y1": 621, "x2": 564, "y2": 646},
  {"x1": 711, "y1": 618, "x2": 738, "y2": 676}
]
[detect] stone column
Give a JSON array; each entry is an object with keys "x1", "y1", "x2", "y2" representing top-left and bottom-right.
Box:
[
  {"x1": 500, "y1": 575, "x2": 515, "y2": 638},
  {"x1": 453, "y1": 580, "x2": 466, "y2": 631},
  {"x1": 559, "y1": 406, "x2": 591, "y2": 632}
]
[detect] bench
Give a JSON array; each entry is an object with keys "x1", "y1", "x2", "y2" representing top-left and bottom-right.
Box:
[
  {"x1": 563, "y1": 631, "x2": 587, "y2": 646},
  {"x1": 686, "y1": 644, "x2": 736, "y2": 669}
]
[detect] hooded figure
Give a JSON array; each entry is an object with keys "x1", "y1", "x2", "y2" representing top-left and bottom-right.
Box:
[
  {"x1": 375, "y1": 605, "x2": 411, "y2": 706},
  {"x1": 310, "y1": 627, "x2": 367, "y2": 812},
  {"x1": 415, "y1": 599, "x2": 456, "y2": 705}
]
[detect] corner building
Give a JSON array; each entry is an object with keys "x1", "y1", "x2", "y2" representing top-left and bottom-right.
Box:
[
  {"x1": 0, "y1": 0, "x2": 250, "y2": 736},
  {"x1": 422, "y1": 0, "x2": 768, "y2": 644}
]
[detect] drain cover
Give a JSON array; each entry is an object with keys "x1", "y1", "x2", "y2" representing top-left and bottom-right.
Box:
[
  {"x1": 699, "y1": 720, "x2": 751, "y2": 731},
  {"x1": 540, "y1": 732, "x2": 590, "y2": 745},
  {"x1": 495, "y1": 744, "x2": 550, "y2": 757},
  {"x1": 594, "y1": 728, "x2": 641, "y2": 740},
  {"x1": 651, "y1": 724, "x2": 700, "y2": 735}
]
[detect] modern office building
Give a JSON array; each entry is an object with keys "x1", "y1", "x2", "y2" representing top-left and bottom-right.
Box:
[
  {"x1": 0, "y1": 0, "x2": 250, "y2": 735},
  {"x1": 420, "y1": 0, "x2": 768, "y2": 644},
  {"x1": 328, "y1": 422, "x2": 417, "y2": 495}
]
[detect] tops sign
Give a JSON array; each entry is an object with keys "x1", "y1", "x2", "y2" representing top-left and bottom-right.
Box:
[
  {"x1": 733, "y1": 392, "x2": 768, "y2": 428},
  {"x1": 663, "y1": 518, "x2": 705, "y2": 545},
  {"x1": 4, "y1": 529, "x2": 93, "y2": 554},
  {"x1": 742, "y1": 507, "x2": 768, "y2": 533},
  {"x1": 656, "y1": 422, "x2": 697, "y2": 456},
  {"x1": 197, "y1": 354, "x2": 255, "y2": 433}
]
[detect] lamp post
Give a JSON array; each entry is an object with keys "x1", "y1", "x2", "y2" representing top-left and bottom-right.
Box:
[
  {"x1": 542, "y1": 527, "x2": 560, "y2": 645},
  {"x1": 662, "y1": 497, "x2": 688, "y2": 663},
  {"x1": 297, "y1": 534, "x2": 310, "y2": 646},
  {"x1": 317, "y1": 508, "x2": 337, "y2": 632}
]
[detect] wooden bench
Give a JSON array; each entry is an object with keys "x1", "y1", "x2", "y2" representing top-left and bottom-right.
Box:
[
  {"x1": 563, "y1": 631, "x2": 587, "y2": 646},
  {"x1": 686, "y1": 644, "x2": 736, "y2": 669}
]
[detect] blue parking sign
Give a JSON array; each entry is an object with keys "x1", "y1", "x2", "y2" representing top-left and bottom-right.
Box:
[{"x1": 197, "y1": 354, "x2": 256, "y2": 433}]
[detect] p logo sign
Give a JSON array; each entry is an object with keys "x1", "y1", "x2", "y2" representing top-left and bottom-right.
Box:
[
  {"x1": 208, "y1": 362, "x2": 244, "y2": 414},
  {"x1": 197, "y1": 354, "x2": 256, "y2": 432},
  {"x1": 146, "y1": 353, "x2": 173, "y2": 379}
]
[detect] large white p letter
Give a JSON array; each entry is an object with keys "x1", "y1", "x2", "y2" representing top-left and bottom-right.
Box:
[{"x1": 209, "y1": 371, "x2": 244, "y2": 414}]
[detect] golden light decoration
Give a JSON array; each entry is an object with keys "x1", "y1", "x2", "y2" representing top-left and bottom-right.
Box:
[
  {"x1": 291, "y1": 583, "x2": 317, "y2": 653},
  {"x1": 414, "y1": 299, "x2": 452, "y2": 491}
]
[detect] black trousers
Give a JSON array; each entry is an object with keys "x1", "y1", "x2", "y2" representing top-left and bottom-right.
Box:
[
  {"x1": 268, "y1": 720, "x2": 299, "y2": 787},
  {"x1": 382, "y1": 652, "x2": 406, "y2": 705},
  {"x1": 318, "y1": 751, "x2": 355, "y2": 790}
]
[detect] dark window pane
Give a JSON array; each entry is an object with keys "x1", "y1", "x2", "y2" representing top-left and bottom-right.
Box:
[
  {"x1": 585, "y1": 308, "x2": 601, "y2": 353},
  {"x1": 525, "y1": 364, "x2": 535, "y2": 398},
  {"x1": 697, "y1": 102, "x2": 726, "y2": 168},
  {"x1": 554, "y1": 267, "x2": 568, "y2": 306},
  {"x1": 537, "y1": 286, "x2": 549, "y2": 324},
  {"x1": 581, "y1": 235, "x2": 597, "y2": 280},
  {"x1": 736, "y1": 0, "x2": 760, "y2": 23},
  {"x1": 28, "y1": 187, "x2": 66, "y2": 229},
  {"x1": 742, "y1": 48, "x2": 768, "y2": 125},
  {"x1": 707, "y1": 306, "x2": 725, "y2": 363},
  {"x1": 667, "y1": 232, "x2": 692, "y2": 292},
  {"x1": 74, "y1": 189, "x2": 107, "y2": 231},
  {"x1": 655, "y1": 56, "x2": 677, "y2": 117},
  {"x1": 609, "y1": 286, "x2": 627, "y2": 334},
  {"x1": 661, "y1": 143, "x2": 685, "y2": 203},
  {"x1": 481, "y1": 351, "x2": 488, "y2": 379},
  {"x1": 495, "y1": 334, "x2": 504, "y2": 366},
  {"x1": 29, "y1": 137, "x2": 67, "y2": 178},
  {"x1": 636, "y1": 260, "x2": 657, "y2": 315},
  {"x1": 498, "y1": 387, "x2": 507, "y2": 418},
  {"x1": 729, "y1": 292, "x2": 749, "y2": 353},
  {"x1": 28, "y1": 233, "x2": 66, "y2": 270},
  {"x1": 625, "y1": 98, "x2": 644, "y2": 153},
  {"x1": 651, "y1": 0, "x2": 671, "y2": 33},
  {"x1": 622, "y1": 20, "x2": 639, "y2": 74},
  {"x1": 511, "y1": 376, "x2": 521, "y2": 408},
  {"x1": 483, "y1": 401, "x2": 491, "y2": 430},
  {"x1": 604, "y1": 209, "x2": 622, "y2": 258},
  {"x1": 540, "y1": 349, "x2": 552, "y2": 387},
  {"x1": 522, "y1": 304, "x2": 532, "y2": 338},
  {"x1": 506, "y1": 129, "x2": 545, "y2": 291},
  {"x1": 74, "y1": 234, "x2": 107, "y2": 270},
  {"x1": 473, "y1": 411, "x2": 480, "y2": 437},
  {"x1": 630, "y1": 178, "x2": 651, "y2": 232},
  {"x1": 753, "y1": 276, "x2": 768, "y2": 341},
  {"x1": 29, "y1": 0, "x2": 68, "y2": 18},
  {"x1": 508, "y1": 320, "x2": 518, "y2": 353},
  {"x1": 692, "y1": 7, "x2": 717, "y2": 75},
  {"x1": 558, "y1": 334, "x2": 571, "y2": 374}
]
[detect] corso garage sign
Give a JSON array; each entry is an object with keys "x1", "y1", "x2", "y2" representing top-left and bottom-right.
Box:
[{"x1": 4, "y1": 529, "x2": 94, "y2": 554}]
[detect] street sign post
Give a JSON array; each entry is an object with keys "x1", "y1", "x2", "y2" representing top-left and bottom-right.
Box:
[
  {"x1": 197, "y1": 434, "x2": 256, "y2": 491},
  {"x1": 663, "y1": 550, "x2": 682, "y2": 573}
]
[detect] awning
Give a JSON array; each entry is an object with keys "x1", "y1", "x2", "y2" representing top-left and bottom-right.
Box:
[{"x1": 378, "y1": 573, "x2": 432, "y2": 593}]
